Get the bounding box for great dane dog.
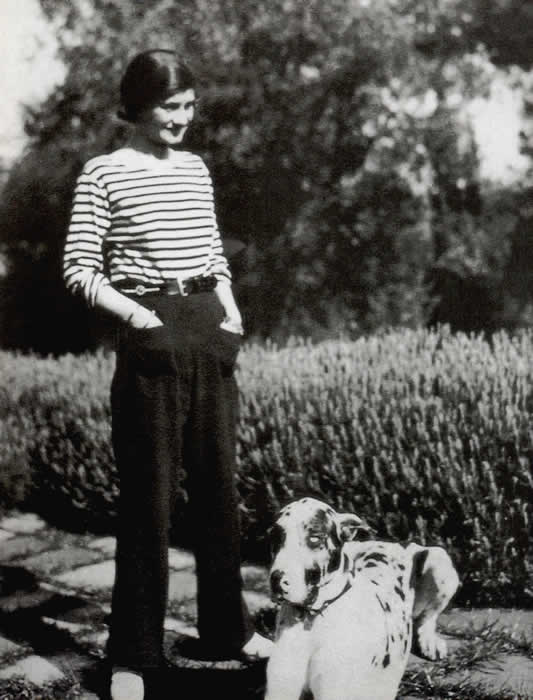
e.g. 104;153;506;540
265;498;459;700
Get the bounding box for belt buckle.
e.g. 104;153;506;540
134;284;146;296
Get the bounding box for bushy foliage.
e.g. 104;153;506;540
1;327;532;606
0;350;116;531
0;0;531;351
237;327;533;605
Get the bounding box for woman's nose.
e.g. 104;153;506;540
169;108;193;125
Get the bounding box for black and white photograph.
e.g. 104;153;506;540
0;1;532;698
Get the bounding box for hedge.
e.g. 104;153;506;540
1;326;532;606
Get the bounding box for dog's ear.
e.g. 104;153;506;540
336;513;374;542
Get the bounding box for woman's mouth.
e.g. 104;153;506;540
164;125;187;139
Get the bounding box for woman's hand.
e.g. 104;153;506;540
220;314;244;335
93;285;163;329
127;305;164;329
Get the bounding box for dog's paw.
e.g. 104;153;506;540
413;626;447;660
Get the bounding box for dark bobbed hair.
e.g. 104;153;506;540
118;50;195;122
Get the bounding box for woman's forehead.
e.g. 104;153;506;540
160;89;196;106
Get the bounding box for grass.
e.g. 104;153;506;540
400;619;533;699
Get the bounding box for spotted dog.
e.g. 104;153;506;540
265;498;459;700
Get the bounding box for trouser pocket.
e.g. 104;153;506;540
127;325;176;375
215;326;243;376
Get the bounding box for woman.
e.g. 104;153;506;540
63;49;272;700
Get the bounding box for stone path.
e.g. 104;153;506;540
0;511;531;699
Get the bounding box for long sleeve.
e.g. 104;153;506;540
63;164;112;307
201;163;232;284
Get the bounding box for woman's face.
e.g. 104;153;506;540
135;88;196;148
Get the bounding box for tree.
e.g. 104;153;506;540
0;0;530;351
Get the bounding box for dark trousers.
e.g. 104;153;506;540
107;291;254;670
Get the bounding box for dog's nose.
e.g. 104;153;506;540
270;569;289;596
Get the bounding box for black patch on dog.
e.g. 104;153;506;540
342;552;351;573
375;594;391;613
269;524;286;554
306;509;329;531
327;546;341;574
305;565;321;587
410;548;429;589
382;653;390;668
394;586;405;601
364;561;378;568
363;552;389;565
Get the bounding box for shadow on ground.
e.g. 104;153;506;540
79;657;268;700
0;563;270;699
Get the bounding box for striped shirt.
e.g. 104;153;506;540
63;147;230;306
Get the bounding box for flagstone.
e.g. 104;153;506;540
168;548;195;570
1;536;52;562
164;617;198;637
88;536;116;555
0;513;46;535
0;634;23;659
54;560;115;591
0;587;56;614
18;547;104;577
0;654;64;684
168;570;197;601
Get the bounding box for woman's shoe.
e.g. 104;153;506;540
110;668;144;700
241;632;274;659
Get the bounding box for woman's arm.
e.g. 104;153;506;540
64;162;161;329
94;285;163;329
214;280;244;335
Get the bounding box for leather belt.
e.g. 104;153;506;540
116;274;217;297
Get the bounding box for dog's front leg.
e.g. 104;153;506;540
265;613;311;700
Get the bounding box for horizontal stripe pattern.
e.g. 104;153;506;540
63;148;230;306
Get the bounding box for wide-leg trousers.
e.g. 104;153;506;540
107;291;254;671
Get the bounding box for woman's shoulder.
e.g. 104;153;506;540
173;150;208;169
79;150;129;178
81;148;210;175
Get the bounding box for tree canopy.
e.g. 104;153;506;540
0;0;531;352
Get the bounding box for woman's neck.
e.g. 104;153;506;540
127;131;174;160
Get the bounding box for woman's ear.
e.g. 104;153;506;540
336;513;374;542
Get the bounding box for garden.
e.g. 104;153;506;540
1;325;532;609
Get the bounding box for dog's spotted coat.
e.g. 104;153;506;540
265;498;459;700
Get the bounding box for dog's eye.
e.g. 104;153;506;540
308;535;325;547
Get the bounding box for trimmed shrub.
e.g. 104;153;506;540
0;350;116;531
1;326;532;605
236;328;533;605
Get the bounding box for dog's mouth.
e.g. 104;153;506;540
271;589;319;608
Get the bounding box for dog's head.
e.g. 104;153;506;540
269;497;372;607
